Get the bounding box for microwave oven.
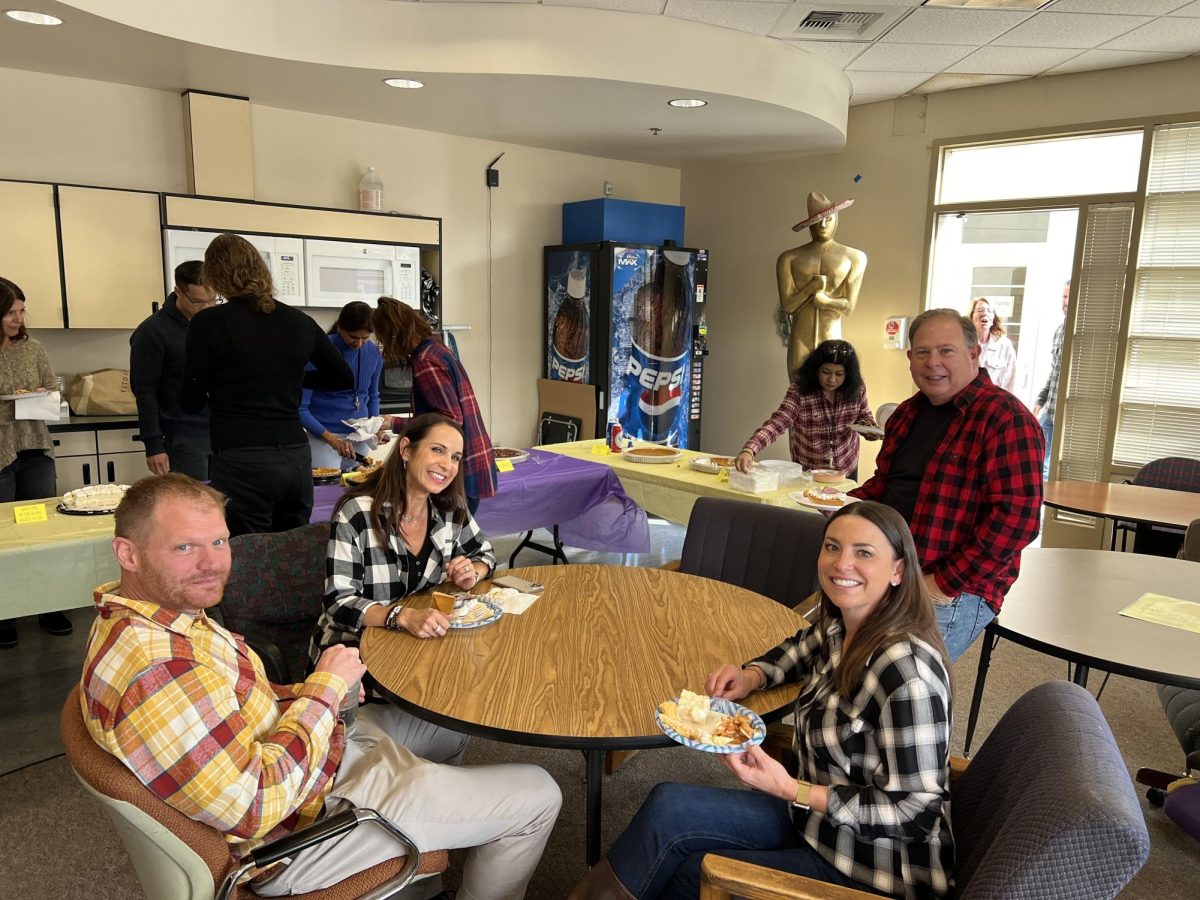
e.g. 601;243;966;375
163;229;305;306
304;240;421;309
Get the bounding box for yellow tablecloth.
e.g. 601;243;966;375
537;440;854;526
0;498;116;617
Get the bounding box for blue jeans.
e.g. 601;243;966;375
934;592;995;662
1039;415;1053;480
607;783;865;900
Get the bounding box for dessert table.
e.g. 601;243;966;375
537;440;853;527
360;564;806;865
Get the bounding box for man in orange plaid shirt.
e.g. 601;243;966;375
80;474;559;898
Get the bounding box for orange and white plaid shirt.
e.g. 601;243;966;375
80;584;348;847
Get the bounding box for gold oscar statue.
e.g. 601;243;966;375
777;192;868;380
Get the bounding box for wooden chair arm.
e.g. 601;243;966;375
700;855;876;900
950;755;969;783
660;559;682;572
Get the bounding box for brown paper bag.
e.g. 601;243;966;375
67;369;137;416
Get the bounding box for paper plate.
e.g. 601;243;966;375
623;446;682;465
790;489;858;512
847;423;884;439
654;697;766;754
493;448;530;465
689;455;738;474
447;597;503;630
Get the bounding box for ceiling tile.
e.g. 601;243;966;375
879;8;1032;45
947;45;1080;75
1046;47;1186;74
1169;0;1200;15
790;40;872;68
991;12;1154;49
847;70;936;95
847;42;974;72
850;93;898;106
662;0;788;36
912;72;1024;95
1050;0;1190;13
543;0;667;14
1103;16;1200;52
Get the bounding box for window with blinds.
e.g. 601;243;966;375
1058;204;1134;483
1114;122;1200;466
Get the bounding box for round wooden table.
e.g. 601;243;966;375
1043;481;1200;550
360;564;806;864
964;548;1200;753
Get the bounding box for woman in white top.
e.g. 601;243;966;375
969;297;1016;391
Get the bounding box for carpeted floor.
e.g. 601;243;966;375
1;526;1198;898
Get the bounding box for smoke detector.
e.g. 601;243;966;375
770;4;910;42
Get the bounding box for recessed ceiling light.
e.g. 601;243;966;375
922;0;1051;9
4;9;64;25
668;98;707;109
383;78;424;90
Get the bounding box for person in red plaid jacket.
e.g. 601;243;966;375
850;309;1043;660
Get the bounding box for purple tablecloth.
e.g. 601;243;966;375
310;449;649;554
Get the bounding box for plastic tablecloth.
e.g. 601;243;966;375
312;449;649;554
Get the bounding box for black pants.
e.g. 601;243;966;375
0;449;56;503
210;443;312;537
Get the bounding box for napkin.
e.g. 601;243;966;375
341;416;387;444
484;587;540;615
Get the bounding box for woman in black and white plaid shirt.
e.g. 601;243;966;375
572;501;953;900
309;412;496;672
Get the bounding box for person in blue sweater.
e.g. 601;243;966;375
301;301;385;470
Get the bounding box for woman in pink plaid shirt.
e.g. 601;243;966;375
736;340;879;480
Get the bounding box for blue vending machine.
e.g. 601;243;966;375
544;242;709;448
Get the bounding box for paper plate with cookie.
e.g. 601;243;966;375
790;486;858;511
432;591;503;629
655;689;766;754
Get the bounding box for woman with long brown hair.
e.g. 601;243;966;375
969;297;1016;391
372;296;496;512
571;501;954;900
180;233;352;535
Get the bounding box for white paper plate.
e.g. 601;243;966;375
689;455;738;474
493;448;530;465
848;423;884;438
623;447;682;465
789;489;859;512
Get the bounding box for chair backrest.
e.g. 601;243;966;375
61;685;231;900
1132;457;1200;493
220;522;329;683
953;680;1149;899
678;497;826;608
876;402;898;429
1181;517;1200;563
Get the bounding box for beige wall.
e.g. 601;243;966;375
2;66;681;446
681;57;1200;477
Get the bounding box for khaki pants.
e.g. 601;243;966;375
255;705;562;899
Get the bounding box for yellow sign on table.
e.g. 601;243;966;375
495;458;515;473
1120;593;1200;635
13;503;48;524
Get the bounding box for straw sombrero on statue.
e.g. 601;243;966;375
792;191;854;231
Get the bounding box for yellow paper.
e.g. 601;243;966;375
591;444;611;456
717;469;729;482
1119;593;1200;635
495;458;515;473
13;503;48;524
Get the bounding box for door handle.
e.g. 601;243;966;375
107;460;116;482
83;462;92;485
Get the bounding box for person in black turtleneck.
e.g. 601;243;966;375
179;233;353;536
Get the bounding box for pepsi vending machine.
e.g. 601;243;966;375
544;242;709;448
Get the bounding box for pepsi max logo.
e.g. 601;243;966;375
616;255;640;268
626;355;684;392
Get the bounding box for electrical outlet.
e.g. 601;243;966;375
604;181;614;196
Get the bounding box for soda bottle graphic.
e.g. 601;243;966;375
549;267;589;382
620;250;691;444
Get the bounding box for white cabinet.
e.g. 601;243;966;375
51;425;144;493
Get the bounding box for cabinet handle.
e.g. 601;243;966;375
53;439;61;447
151;301;160;313
83;463;92;485
107;461;116;483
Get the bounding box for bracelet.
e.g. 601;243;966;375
793;779;812;810
384;603;405;632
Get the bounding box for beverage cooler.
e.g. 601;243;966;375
544;242;709;448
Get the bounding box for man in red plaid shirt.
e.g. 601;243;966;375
850;309;1043;660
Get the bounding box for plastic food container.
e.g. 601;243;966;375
729;468;780;494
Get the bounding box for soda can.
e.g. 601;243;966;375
608;421;623;453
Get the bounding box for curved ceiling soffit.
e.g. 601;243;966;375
59;0;850;142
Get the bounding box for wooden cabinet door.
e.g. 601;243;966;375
58;186;163;329
0;181;65;328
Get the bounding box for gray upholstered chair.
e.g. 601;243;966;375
701;680;1150;900
665;497;826;609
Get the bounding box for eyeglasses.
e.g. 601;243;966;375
826;343;855;362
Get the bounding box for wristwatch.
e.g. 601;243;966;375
793;779;812;811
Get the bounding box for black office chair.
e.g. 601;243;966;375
1114;456;1200;555
668;497;826;609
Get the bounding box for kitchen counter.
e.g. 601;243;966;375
48;415;139;433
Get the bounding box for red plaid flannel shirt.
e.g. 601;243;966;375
851;373;1043;613
742;383;876;472
411;339;497;500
